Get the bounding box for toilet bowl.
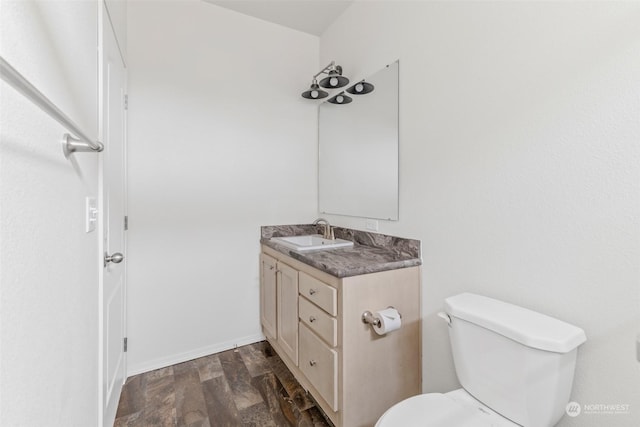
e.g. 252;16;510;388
375;293;587;427
376;389;518;427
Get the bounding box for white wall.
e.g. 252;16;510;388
320;2;640;426
0;1;100;425
126;0;319;374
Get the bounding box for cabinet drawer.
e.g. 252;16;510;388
299;324;338;411
299;297;337;347
299;272;337;316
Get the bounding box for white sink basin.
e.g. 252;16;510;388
271;234;354;252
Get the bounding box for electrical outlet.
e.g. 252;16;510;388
365;219;378;231
85;197;97;233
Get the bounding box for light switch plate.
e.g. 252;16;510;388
85;197;97;233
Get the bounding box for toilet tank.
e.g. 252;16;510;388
444;293;586;427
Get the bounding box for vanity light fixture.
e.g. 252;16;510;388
301;61;350;99
328;92;352;105
319;65;349;89
346;80;375;95
301;78;328;99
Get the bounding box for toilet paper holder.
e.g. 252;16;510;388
362;306;401;328
362;311;382;328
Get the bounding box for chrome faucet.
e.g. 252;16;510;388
313;218;334;240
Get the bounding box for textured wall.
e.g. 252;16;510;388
126;0;319;374
320;2;640;426
0;1;100;425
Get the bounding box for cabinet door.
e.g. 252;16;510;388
260;253;277;340
299;324;338;411
277;262;299;365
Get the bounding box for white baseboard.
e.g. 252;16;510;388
126;332;266;377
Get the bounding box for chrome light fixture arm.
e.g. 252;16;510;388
313;61;339;79
302;60;350;98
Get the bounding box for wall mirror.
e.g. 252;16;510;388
318;61;399;220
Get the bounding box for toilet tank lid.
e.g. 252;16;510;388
445;293;586;353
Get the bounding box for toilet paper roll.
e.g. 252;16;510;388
373;308;402;335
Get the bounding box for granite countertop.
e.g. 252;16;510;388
260;224;421;278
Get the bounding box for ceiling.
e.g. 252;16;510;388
203;0;354;36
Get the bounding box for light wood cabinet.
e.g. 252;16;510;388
299;297;337;347
260;245;421;427
277;261;299;365
260;253;299;365
299;323;339;411
259;253;277;340
299;271;338;315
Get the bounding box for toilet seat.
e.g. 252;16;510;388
375;391;519;427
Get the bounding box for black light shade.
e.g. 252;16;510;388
346;80;374;95
327;92;352;105
319;69;349;89
301;81;328;99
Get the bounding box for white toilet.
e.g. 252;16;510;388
376;293;587;427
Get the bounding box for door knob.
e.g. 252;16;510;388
104;252;124;266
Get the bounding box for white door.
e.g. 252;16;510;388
100;8;127;426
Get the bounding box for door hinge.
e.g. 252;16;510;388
124;94;128;110
124;215;128;231
124;337;128;352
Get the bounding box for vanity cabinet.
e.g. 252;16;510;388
259;253;277;340
299;323;338;410
259;253;298;365
260;245;421;427
277;262;299;365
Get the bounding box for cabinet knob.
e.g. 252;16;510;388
309;288;317;295
309;316;316;323
309;360;317;367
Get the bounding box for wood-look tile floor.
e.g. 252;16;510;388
114;341;332;427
